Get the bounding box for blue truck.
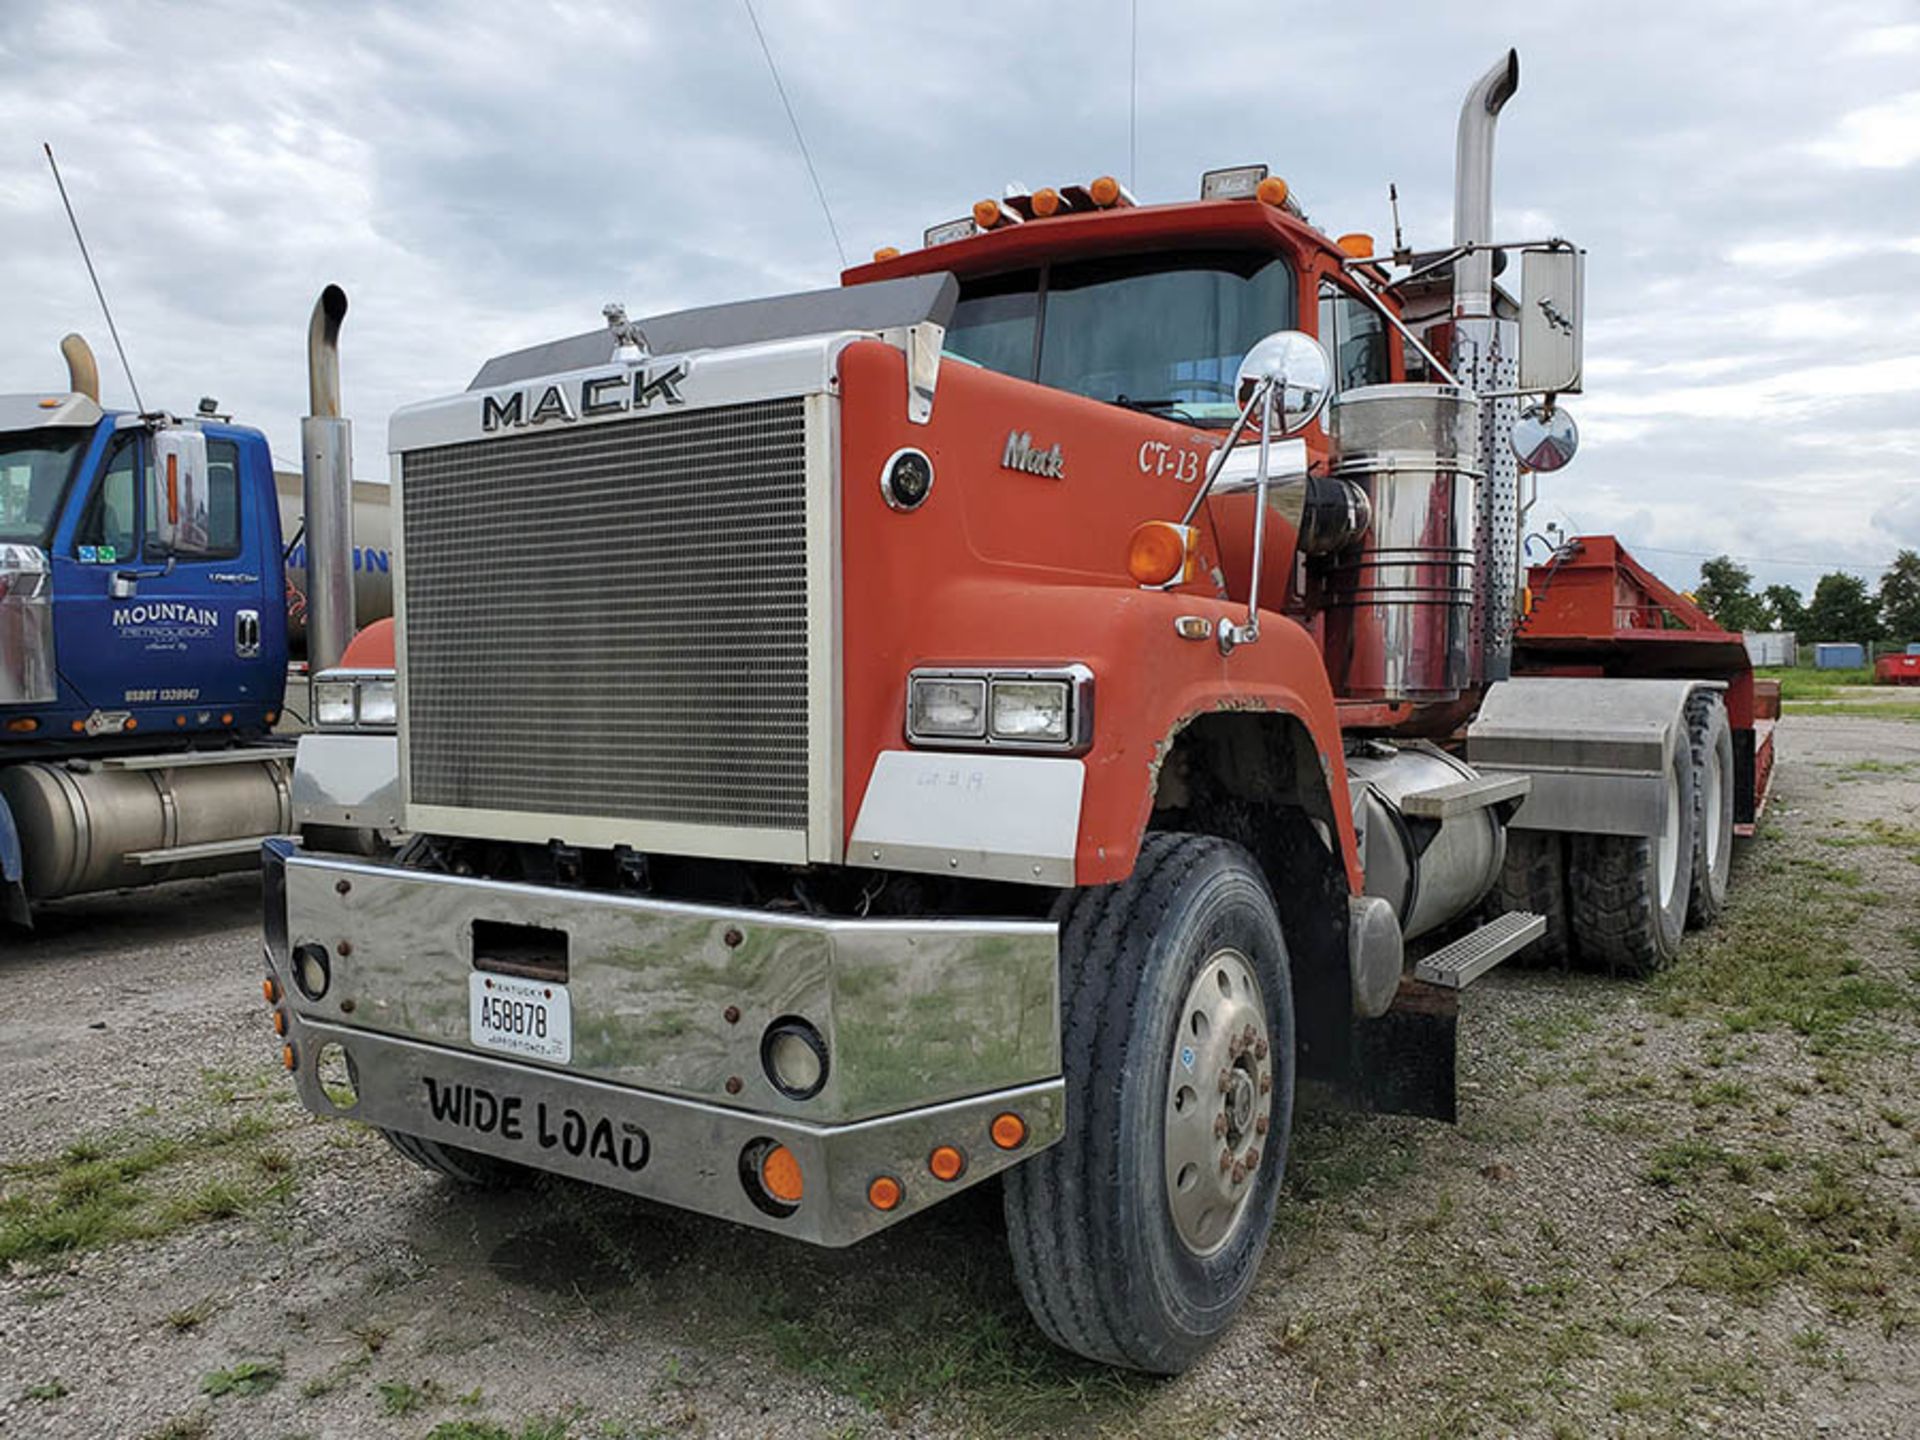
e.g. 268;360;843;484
0;332;386;923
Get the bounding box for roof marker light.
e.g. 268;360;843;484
872;245;901;262
1338;232;1375;258
1031;187;1064;217
1256;176;1291;209
1088;175;1136;208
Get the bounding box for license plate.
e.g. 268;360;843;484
469;972;571;1064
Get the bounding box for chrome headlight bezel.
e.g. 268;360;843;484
905;665;1093;754
310;668;398;733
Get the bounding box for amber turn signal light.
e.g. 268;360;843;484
929;1145;967;1182
1337;231;1374;258
760;1144;805;1204
1127;521;1197;587
990;1113;1028;1150
867;1175;903;1211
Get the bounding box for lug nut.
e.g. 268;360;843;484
1213;1113;1228;1138
1247;1147;1261;1169
1260;1074;1272;1094
1217;1069;1231;1094
1255;1114;1269;1135
1231;1161;1247;1185
1255;1038;1268;1060
1220;1149;1233;1173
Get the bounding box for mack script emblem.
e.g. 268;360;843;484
482;362;688;431
1002;430;1065;479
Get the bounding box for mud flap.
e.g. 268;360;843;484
1349;977;1458;1122
0;788;31;928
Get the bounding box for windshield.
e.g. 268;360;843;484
0;428;91;546
944;251;1298;425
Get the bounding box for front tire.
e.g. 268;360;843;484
382;1129;530;1189
1569;735;1696;976
1003;833;1295;1374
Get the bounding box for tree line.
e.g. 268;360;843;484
1691;550;1920;644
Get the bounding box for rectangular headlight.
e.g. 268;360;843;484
990;679;1071;743
312;679;357;728
908;676;987;739
356;678;397;728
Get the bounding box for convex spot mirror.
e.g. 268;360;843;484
149;427;211;554
1512;403;1579;473
1236;331;1332;437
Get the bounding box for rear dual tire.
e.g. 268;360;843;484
382;1129;530;1189
1569;734;1696;977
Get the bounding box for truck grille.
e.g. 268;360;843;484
400;398;812;837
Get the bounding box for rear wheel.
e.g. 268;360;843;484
1684;691;1734;929
1569;736;1695;976
1003;833;1295;1374
1494;830;1572;965
382;1129;530;1189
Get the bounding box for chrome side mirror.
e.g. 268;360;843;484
1235;331;1332;438
1512;402;1579;472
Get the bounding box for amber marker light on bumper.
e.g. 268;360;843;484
867;1175;904;1212
990;1113;1028;1150
929;1145;967;1182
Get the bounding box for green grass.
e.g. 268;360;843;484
200;1360;282;1398
0;1112;294;1267
1758;665;1875;699
23;1379;69;1401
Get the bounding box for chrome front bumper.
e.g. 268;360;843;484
264;843;1064;1244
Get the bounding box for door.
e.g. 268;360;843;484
52;428;270;732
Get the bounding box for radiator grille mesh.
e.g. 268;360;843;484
401;398;811;834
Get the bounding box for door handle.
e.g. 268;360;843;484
235;609;262;659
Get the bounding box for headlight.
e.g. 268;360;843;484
313;679;357;728
311;671;397;732
356;679;397;728
907;676;987;740
990;679;1070;743
906;667;1091;752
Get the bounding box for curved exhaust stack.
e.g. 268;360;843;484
301;285;355;672
1452;49;1520;321
61;333;100;403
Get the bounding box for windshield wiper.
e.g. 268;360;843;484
1112;396;1200;421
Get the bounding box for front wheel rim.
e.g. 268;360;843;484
1163;946;1272;1258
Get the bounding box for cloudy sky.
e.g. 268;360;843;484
1;0;1915;596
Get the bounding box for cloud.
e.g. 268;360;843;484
0;0;1915;602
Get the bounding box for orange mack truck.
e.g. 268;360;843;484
264;51;1776;1372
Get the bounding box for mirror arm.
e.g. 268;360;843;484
1218;382;1277;656
1178;385;1267;528
1343;275;1460;386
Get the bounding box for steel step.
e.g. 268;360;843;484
100;746;295;773
1399;771;1531;820
125;835;286;867
1413;911;1547;989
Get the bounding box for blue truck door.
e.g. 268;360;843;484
53;427;279;733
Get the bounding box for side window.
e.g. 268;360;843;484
1316;281;1392;393
77;439;138;562
147;439;241;561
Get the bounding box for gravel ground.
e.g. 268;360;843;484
2;711;1917;1439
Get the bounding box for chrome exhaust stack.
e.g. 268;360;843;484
301;285;355;674
1452;49;1519;323
1450;51;1522;686
60;333;100;403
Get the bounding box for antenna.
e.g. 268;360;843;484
1129;0;1139;189
742;0;847;270
1388;182;1409;264
43;143;145;413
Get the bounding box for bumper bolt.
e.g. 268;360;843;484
724;1076;743;1095
337;940;353;957
334;879;351;896
723;1005;741;1025
723;927;744;949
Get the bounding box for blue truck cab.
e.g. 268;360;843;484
0;384;295;922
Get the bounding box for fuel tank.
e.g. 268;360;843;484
1345;741;1506;941
0;753;290;901
274;472;393;655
